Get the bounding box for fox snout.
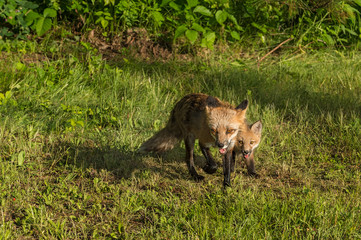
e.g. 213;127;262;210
243;150;252;158
216;140;229;155
216;141;225;148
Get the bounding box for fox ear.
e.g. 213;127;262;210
206;96;221;108
235;99;248;111
251;120;262;135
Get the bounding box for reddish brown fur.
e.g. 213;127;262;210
139;93;248;182
232;120;262;176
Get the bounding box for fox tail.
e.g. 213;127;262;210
138;117;182;154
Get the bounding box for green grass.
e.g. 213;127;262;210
0;41;361;239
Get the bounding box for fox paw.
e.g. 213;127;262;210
248;172;260;178
223;180;231;187
193;174;205;182
203;164;218;174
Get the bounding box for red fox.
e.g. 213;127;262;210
230;120;262;177
138;93;248;184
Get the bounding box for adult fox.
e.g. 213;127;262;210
139;93;248;185
230;120;262;178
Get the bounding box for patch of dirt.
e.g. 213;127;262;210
84;28;247;63
86;28;174;62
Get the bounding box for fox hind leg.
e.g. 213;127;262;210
199;143;218;174
185;135;204;181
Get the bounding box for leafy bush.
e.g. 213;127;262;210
158;0;242;48
231;0;361;46
0;0;57;39
1;0;361;48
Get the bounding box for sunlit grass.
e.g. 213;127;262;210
0;42;360;238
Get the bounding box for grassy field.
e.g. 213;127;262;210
1;40;361;239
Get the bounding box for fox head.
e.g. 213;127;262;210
205;96;249;155
237;120;262;159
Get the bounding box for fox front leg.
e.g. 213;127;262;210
185;135;205;181
222;151;233;187
244;152;259;177
230;150;236;173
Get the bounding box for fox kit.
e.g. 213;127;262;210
138;93;248;184
230;120;262;177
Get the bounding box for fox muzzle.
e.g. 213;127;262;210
243;150;252;158
216;142;224;148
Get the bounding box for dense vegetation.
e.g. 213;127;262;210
1;0;361;50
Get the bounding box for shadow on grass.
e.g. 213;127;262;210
204;66;361;117
57;139;209;181
110;57;361;117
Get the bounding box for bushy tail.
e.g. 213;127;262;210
138;119;183;154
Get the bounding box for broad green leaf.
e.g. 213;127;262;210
227;14;243;31
185;29;198;44
43;8;57;18
191;23;205;33
152;11;164;26
160;0;172;7
174;25;187;40
0;27;13;37
5;90;12;99
100;18;108;29
16;62;25;71
251;22;267;33
204;31;215;43
231;31;240;40
343;4;355;22
36;17;52;36
169;2;181;11
322;33;335;46
201;31;216;49
104;0;115;6
227;13;237;24
343;4;359;25
345;28;357;36
193;6;212;17
354;0;361;6
187;0;198;8
95;11;105;16
185;12;194;21
105;15;113;21
215;10;227;25
77;120;84;127
25;10;41;26
230;59;246;67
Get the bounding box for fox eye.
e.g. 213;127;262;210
238;139;243;144
250;140;255;145
226;129;235;134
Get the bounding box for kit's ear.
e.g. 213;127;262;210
251;120;262;136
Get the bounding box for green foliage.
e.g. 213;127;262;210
0;0;57;39
165;0;242;48
26;8;57;36
1;0;361;49
232;0;361;46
